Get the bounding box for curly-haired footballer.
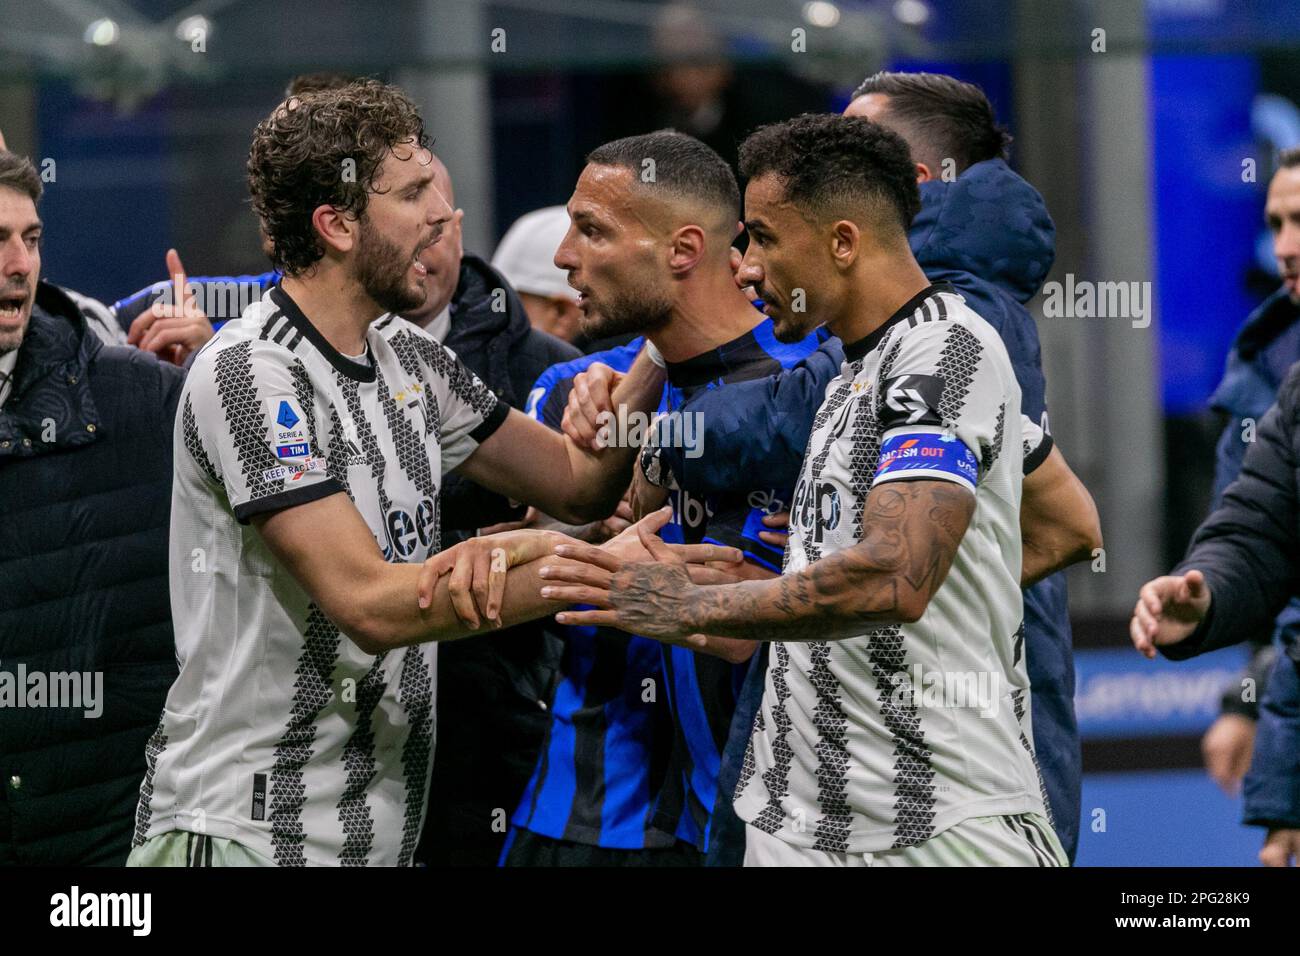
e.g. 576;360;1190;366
127;80;738;867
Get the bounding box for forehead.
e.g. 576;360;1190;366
744;172;798;221
0;187;40;229
568;163;638;219
373;138;434;191
1267;166;1300;205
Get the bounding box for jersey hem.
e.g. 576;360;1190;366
732;791;1042;854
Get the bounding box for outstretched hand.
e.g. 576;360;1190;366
540;511;723;641
1129;569;1211;660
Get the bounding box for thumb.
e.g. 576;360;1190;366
166;248;190;305
1184;569;1206;600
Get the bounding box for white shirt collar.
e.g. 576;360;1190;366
0;348;18;409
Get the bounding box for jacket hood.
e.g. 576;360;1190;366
909;158;1056;305
1210;287;1300;418
1230;286;1300;360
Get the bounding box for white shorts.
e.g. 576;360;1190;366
743;813;1067;867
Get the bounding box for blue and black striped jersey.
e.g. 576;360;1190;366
513;320;820;851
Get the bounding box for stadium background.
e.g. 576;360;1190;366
1;0;1297;865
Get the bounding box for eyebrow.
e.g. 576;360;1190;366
743;218;769;232
0;219;42;237
405;172;434;194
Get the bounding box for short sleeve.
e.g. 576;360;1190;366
186;339;342;524
423;341;509;472
1020;413;1054;475
871;320;1011;495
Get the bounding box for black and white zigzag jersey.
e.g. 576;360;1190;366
732;284;1049;854
134;285;507;866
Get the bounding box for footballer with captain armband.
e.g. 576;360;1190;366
537;114;1096;866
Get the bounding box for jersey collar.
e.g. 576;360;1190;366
270;284;376;383
841;281;957;363
662;326;772;389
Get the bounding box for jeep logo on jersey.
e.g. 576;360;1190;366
792;478;841;543
881;374;944;429
382;497;437;559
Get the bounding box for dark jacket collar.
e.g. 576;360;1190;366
1232;287;1300;361
0;281;101;459
444;253;532;406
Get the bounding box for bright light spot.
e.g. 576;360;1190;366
893;0;931;27
803;1;841;29
84;18;120;46
175;15;211;43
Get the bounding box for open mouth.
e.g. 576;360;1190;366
0;290;28;323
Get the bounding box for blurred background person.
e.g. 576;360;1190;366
1199;147;1300;797
491;205;583;345
0;149;181;865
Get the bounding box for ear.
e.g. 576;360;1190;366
829;219;861;269
667;223;707;277
914;162;934;183
311;204;358;256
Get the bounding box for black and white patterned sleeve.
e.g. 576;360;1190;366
870;320;1010;494
1020;413;1054;475
187;339;341;524
418;338;509;473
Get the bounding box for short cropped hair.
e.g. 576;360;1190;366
739;113;921;236
0;151;42;205
852;71;1011;173
586;130;740;228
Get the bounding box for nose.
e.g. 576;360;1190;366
554;224;578;272
1;236;34;283
428;188;453;226
736;252;763;289
1276;221;1300;267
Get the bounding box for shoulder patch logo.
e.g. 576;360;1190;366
881;373;945;429
276;400;300;430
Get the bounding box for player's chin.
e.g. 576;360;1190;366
771;313;808;344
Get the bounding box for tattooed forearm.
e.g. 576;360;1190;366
680;479;974;643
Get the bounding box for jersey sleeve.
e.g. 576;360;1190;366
185;339;342;524
871;320;1012;495
424;341;510;472
1020;412;1054;475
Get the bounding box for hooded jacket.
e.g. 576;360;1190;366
0;282;182;864
1170;357;1300;827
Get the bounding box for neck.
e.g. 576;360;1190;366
648;265;762;362
827;249;931;346
280;265;382;356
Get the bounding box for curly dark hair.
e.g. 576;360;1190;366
738;113;921;236
247;78;430;275
851;71;1011;174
